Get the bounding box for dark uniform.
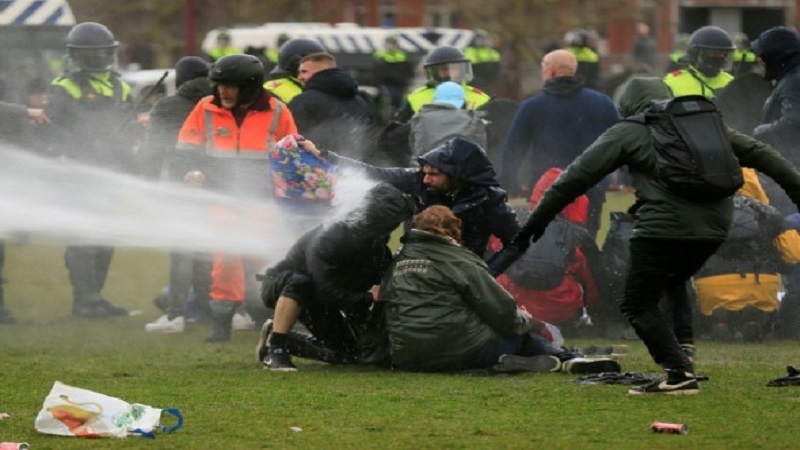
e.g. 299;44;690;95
44;22;135;319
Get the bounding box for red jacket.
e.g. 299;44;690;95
495;168;600;324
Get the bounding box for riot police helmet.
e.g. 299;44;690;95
564;29;591;48
65;22;119;72
208;54;265;106
423;45;473;83
686;25;735;76
272;38;326;77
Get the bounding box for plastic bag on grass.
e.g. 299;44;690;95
35;381;182;438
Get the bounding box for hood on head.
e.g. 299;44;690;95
417;137;498;186
752;26;800;81
617;77;672;117
349;182;415;236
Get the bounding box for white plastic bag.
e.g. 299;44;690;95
35;381;182;438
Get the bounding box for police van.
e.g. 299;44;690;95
0;0;75;103
201;23;475;91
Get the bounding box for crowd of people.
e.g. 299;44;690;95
4;19;800;396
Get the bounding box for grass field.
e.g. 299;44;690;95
3;193;800;449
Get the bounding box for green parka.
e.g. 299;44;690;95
519;77;800;243
382;229;532;372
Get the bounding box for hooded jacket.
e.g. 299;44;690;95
516;77;800;245
325;137;520;274
143;77;213;179
500;76;619;194
753;27;800;168
288;68;376;158
382;229;533;372
271;183;414;317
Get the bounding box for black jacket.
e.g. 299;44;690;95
143;77;213;179
271;183;414;317
326;138;520;274
288;68;376;158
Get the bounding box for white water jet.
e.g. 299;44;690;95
0;142;377;264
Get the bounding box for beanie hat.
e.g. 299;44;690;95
175;56;209;88
433;81;465;108
751;26;800;80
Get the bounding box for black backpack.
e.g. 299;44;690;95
505;217;577;291
628;95;743;202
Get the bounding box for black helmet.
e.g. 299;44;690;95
277;33;291;47
423;46;472;83
272;38;326;77
686;25;735;76
564;29;591;48
208;54;264;106
65;22;119;72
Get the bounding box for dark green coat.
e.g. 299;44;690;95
382;230;532;372
522;77;800;243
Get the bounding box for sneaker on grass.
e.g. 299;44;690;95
232;311;256;331
255;320;273;363
492;354;561;373
562;357;621;374
144;314;185;333
628;371;699;395
263;347;297;372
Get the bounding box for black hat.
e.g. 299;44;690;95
175;56;209;88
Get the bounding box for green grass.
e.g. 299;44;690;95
3;197;800;449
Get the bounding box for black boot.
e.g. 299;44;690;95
205;300;237;342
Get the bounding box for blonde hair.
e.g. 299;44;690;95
412;206;463;243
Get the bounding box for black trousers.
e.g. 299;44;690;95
262;269;360;354
65;244;114;304
621;238;721;373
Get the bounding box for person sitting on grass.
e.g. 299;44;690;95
379;205;621;374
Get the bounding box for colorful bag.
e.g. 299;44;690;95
270;134;337;200
35;381;182;439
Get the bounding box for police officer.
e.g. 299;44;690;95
45;22;136;319
663;25;735;99
731;32;758;75
464;29;502;91
373;35;414;113
666;33;691;73
207;29;242;62
394;45;491;123
263;38;326;104
265;33;290;68
564;29;600;89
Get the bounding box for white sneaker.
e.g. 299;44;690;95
144;315;185;333
232;312;256;331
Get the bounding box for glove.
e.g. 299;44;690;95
511;225;544;252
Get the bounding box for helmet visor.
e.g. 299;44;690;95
71;47;116;72
696;48;733;76
425;61;473;83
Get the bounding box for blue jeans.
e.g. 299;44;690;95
464;331;567;371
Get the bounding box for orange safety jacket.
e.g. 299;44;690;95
176;93;298;302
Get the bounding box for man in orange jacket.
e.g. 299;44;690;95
176;54;298;342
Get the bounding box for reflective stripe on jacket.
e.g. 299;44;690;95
176;95;295;158
264;77;303;104
663;67;733;99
